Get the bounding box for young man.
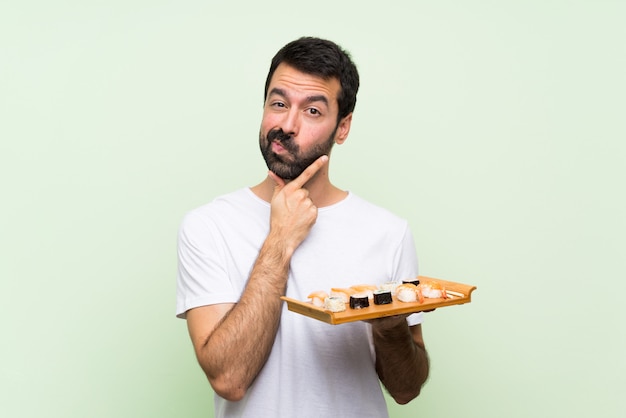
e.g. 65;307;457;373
176;37;429;417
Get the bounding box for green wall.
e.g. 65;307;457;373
1;1;624;417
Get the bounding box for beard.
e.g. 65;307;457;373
259;126;337;180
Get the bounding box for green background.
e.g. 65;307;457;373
2;1;624;417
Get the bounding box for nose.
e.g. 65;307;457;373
279;108;299;137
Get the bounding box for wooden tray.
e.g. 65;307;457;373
281;276;476;325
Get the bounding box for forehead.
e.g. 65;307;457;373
267;63;341;106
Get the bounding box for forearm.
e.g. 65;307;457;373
373;322;429;404
198;236;292;400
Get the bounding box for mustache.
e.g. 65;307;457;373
267;129;296;151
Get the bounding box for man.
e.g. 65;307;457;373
176;37;429;417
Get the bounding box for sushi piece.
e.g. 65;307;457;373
402;278;420;287
419;281;447;299
373;289;392;305
349;293;370;309
324;296;346;312
329;287;357;303
350;284;377;299
396;284;418;303
379;281;400;292
307;290;329;308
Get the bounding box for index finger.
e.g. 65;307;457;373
287;155;329;189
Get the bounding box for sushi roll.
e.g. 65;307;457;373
373;289;392;305
402;278;420;287
349;293;370;309
324;296;346;312
379;281;400;292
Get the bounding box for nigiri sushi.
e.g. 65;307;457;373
419;281;447;299
350;284;377;299
395;283;419;303
329;287;357;303
307;290;329;308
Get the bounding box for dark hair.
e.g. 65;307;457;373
264;37;360;121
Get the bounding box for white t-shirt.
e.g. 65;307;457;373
177;188;422;418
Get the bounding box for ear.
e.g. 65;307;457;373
334;113;353;145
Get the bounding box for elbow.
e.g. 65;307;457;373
387;371;429;405
197;351;251;401
391;387;421;405
208;375;248;402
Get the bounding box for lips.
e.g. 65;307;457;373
267;129;296;151
271;140;286;153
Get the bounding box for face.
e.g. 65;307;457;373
259;64;351;180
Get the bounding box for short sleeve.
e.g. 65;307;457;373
175;210;239;319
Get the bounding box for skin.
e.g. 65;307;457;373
186;63;429;403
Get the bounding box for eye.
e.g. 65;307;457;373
307;108;321;116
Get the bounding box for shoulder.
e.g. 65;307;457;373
342;193;408;226
183;189;260;222
179;189;255;233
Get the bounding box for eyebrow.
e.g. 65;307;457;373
268;87;329;107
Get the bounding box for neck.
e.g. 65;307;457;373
251;170;347;208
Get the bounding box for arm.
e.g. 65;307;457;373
186;235;290;401
185;155;328;402
371;317;430;404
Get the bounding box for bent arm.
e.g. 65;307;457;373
186;235;291;401
372;319;429;404
185;155;329;402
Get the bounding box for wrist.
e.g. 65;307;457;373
371;316;410;338
265;230;297;260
